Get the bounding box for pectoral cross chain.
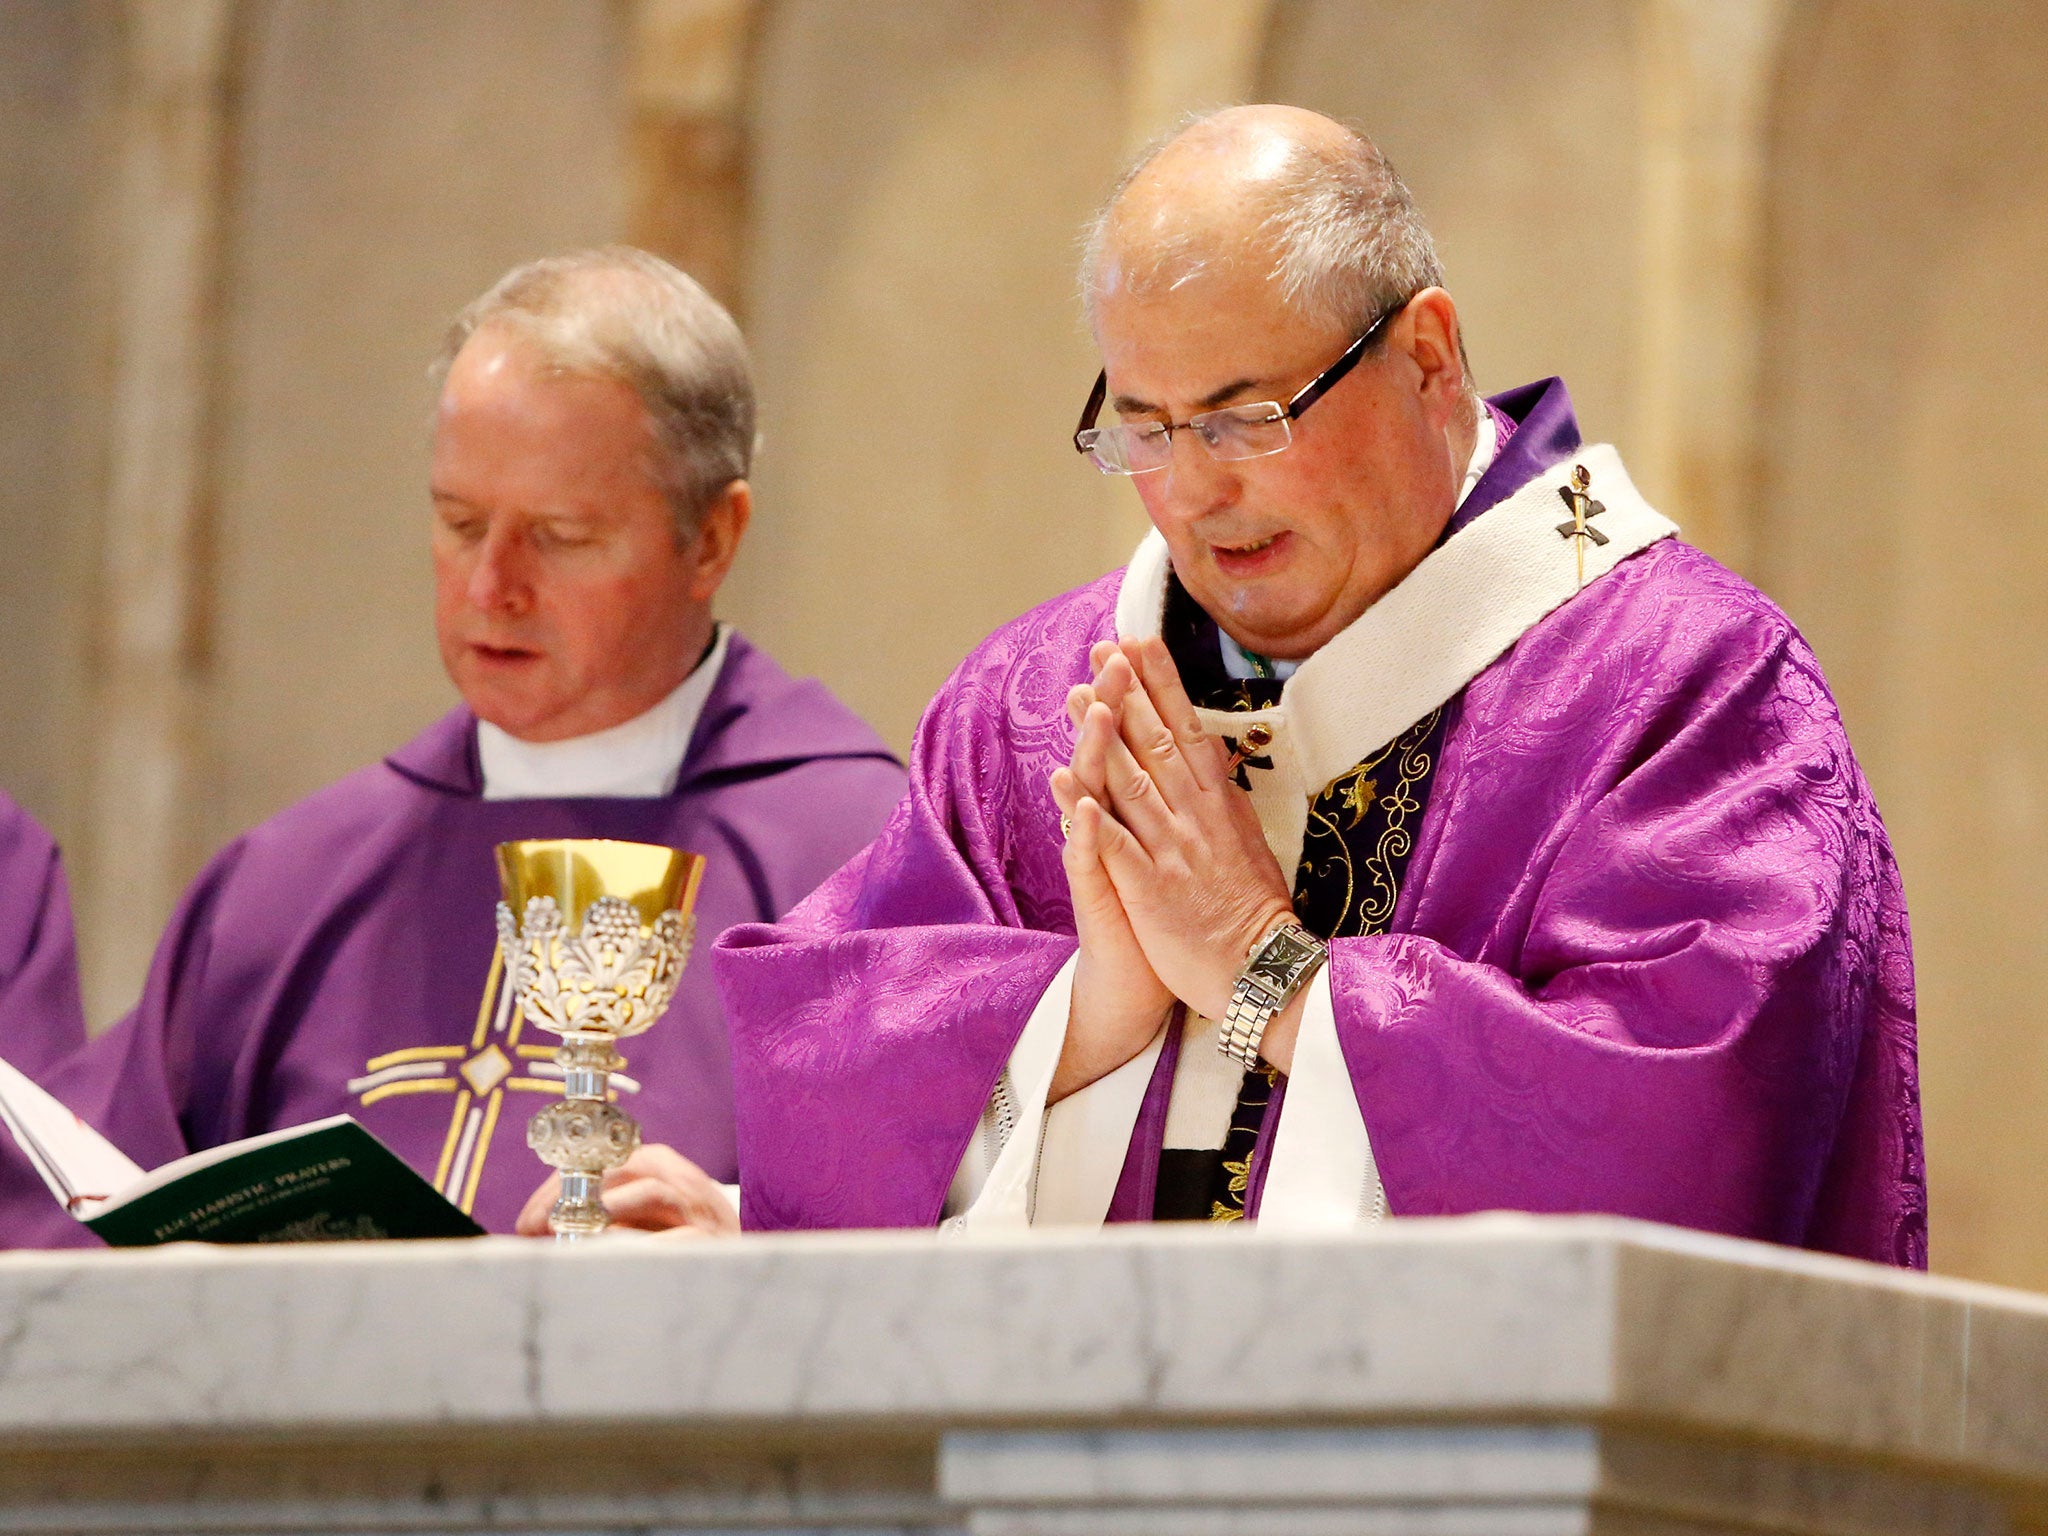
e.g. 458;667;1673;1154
1556;464;1607;589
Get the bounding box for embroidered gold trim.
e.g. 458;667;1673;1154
433;1088;473;1189
461;1091;503;1214
1209;1156;1251;1222
468;947;504;1051
359;1078;459;1106
1203;711;1441;1223
377;944;532;1209
1296;707;1442;939
363;1044;465;1073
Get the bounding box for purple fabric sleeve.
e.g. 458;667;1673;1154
0;792;86;1076
0;793;92;1249
0;842;276;1251
716;580;1122;1231
1324;542;1923;1266
0;836;224;1251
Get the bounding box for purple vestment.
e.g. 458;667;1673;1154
716;382;1926;1268
3;634;903;1246
0;790;86;1074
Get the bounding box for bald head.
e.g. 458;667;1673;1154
1081;106;1446;343
1075;107;1479;662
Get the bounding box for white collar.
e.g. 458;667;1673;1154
477;624;731;801
1217;397;1501;683
1458;394;1501;502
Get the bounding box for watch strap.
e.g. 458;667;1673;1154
1217;921;1327;1069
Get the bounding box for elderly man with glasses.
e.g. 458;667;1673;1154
715;107;1924;1265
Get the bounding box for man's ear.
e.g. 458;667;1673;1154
1396;287;1466;431
684;479;752;604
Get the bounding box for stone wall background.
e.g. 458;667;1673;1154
1;0;2040;1288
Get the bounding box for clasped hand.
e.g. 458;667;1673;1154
1047;637;1297;1099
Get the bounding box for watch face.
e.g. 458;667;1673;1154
1249;928;1318;987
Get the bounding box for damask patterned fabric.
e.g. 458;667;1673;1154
716;382;1925;1268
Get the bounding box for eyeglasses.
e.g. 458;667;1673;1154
1071;297;1410;476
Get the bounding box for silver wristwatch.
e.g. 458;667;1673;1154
1218;921;1328;1069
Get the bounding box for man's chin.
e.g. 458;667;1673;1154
1180;583;1316;661
452;669;572;743
470;705;550;739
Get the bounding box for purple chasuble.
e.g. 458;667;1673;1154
0;790;86;1075
716;381;1927;1268
1;634;904;1247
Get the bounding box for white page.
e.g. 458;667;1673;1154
0;1057;144;1216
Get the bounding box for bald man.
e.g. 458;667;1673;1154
715;109;1923;1266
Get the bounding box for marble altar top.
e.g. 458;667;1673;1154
0;1215;2041;1489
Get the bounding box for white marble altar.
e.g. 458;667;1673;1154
0;1214;2042;1533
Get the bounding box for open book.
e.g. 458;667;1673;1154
0;1058;483;1245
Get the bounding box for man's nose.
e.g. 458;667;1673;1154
1159;429;1239;518
467;524;533;612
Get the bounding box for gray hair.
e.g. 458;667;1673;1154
434;247;755;538
1080;113;1447;342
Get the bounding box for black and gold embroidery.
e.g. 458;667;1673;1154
1156;575;1448;1222
1199;709;1446;1220
1293;708;1443;942
1208;1066;1279;1221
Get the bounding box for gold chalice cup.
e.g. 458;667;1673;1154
495;838;705;1241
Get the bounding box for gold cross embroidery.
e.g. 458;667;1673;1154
343;945;634;1216
1555;463;1608;589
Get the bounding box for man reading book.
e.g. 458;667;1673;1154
2;249;904;1245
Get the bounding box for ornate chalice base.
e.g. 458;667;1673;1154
525;1032;641;1240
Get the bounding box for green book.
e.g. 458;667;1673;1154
0;1059;483;1245
81;1116;485;1246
